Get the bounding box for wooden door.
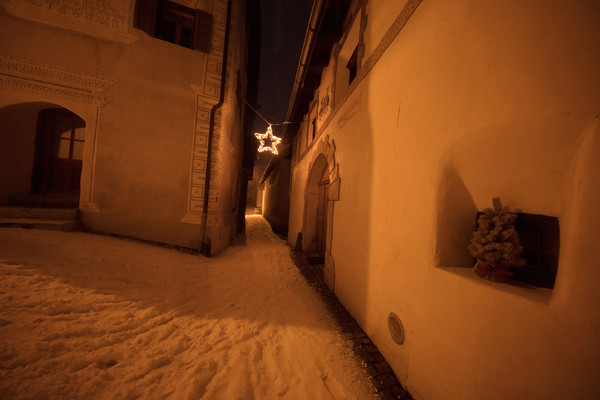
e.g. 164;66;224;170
32;109;85;194
316;167;329;256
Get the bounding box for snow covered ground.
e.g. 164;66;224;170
0;215;378;399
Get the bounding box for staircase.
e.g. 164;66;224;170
0;194;80;232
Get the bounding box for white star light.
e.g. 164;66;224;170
254;125;282;155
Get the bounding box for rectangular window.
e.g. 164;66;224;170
347;46;358;84
55;116;85;161
134;0;212;52
160;1;195;48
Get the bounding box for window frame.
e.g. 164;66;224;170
134;0;212;52
159;1;195;48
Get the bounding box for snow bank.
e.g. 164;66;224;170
0;216;377;399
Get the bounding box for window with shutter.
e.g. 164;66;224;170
134;0;159;36
193;8;212;53
134;0;212;52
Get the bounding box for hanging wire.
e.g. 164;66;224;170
271;121;294;126
244;99;270;125
244;99;294;127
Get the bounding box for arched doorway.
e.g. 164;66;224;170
31;108;86;195
315;165;329;256
0;103;88;208
304;154;329;255
299;135;340;291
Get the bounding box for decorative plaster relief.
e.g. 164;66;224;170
0;75;107;106
0;55;116;105
329;177;341;201
182;0;229;224
183;84;222;224
0;56;116;91
319;88;330;120
0;57;115;214
1;0;137;43
313;135;340;192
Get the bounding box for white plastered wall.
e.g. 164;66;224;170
0;0;246;249
289;0;600;399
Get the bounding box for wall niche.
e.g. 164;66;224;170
436;163;560;290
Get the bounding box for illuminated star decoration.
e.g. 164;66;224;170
254;125;282;155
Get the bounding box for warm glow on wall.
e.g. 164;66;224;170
255;125;282;155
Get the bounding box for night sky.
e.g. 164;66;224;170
252;0;313;176
256;0;312;129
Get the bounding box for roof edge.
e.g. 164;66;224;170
285;0;328;123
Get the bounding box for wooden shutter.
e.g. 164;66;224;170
193;9;212;53
134;0;159;36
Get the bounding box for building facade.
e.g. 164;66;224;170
259;156;289;237
282;0;600;399
0;0;257;254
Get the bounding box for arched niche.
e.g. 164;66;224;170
0;100;98;210
0;55;115;211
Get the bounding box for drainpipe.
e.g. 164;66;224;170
200;0;232;256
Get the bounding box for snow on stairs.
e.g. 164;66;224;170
0;194;80;232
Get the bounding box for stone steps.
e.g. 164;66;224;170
0;218;79;231
1;194;80;232
0;206;79;220
9;193;79;208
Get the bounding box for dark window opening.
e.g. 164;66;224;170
347;46;358;84
159;1;194;48
473;212;560;289
134;0;212;52
32;109;85;195
311;117;317;140
511;213;560;289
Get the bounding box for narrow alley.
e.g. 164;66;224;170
0;216;379;399
2;1;599;399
